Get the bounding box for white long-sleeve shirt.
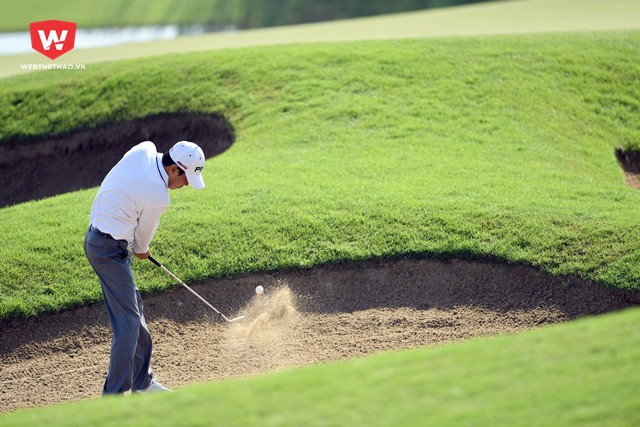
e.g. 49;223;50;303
90;141;170;254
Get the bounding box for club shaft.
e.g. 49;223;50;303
148;256;243;322
159;265;225;316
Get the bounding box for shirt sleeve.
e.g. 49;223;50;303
132;205;167;254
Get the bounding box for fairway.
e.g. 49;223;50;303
1;0;640;79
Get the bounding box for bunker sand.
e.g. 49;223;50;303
0;258;634;413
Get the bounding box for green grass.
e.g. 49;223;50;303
0;0;481;31
2;0;640;79
2;0;638;32
1;3;640;425
0;31;639;320
2;307;639;426
0;0;240;30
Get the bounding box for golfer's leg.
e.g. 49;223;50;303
132;289;153;391
100;278;142;394
84;232;141;394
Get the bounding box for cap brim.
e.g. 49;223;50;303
186;173;205;190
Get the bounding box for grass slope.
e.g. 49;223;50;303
0;31;639;320
2;0;640;79
1;307;639;426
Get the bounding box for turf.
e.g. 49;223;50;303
2;0;640;79
2;0;638;33
1;2;639;425
0;0;474;31
1;307;638;426
0;31;639;320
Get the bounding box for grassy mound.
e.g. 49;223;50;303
0;31;639;320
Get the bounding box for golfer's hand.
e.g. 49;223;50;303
134;250;151;260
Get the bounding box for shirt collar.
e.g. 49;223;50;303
156;153;169;189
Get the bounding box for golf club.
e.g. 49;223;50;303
148;255;244;323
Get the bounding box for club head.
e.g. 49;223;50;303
223;315;245;323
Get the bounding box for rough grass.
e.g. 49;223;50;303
0;31;639;320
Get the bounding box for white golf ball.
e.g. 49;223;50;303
255;285;264;295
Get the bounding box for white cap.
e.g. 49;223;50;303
169;141;206;189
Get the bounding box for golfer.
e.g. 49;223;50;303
84;140;206;395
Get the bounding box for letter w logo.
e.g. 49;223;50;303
30;20;76;60
39;29;68;51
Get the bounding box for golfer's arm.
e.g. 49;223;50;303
133;206;166;254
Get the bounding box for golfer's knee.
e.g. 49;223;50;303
113;315;142;340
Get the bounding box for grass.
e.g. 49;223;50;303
0;0;479;31
0;31;639;320
0;0;236;30
1;307;639;426
2;0;640;79
1;2;639;425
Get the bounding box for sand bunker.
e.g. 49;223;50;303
616;149;640;190
231;285;299;339
0;113;235;208
220;285;303;372
0;258;635;413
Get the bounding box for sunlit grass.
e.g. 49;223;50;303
0;32;639;319
2;0;640;79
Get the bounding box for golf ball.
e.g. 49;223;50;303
255;285;264;295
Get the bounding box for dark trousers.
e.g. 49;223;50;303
84;225;152;394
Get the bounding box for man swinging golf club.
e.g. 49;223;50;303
84;140;205;395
